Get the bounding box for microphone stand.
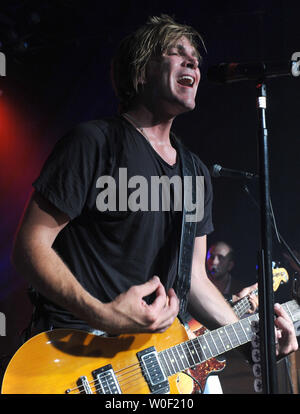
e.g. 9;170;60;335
243;183;300;395
256;81;278;394
243;185;300;272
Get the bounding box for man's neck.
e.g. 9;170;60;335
213;273;231;295
124;107;174;146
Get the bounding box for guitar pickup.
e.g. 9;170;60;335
92;364;122;394
137;347;170;394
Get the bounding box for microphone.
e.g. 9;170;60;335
207;59;299;83
210;164;258;179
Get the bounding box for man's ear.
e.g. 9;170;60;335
137;66;147;86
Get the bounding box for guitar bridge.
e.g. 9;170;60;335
137;347;169;394
76;376;93;394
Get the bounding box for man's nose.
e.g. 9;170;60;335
212;256;219;265
182;54;199;70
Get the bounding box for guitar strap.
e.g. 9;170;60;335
172;135;198;315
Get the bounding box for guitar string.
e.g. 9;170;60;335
66;319;255;394
234;298;250;318
70;369;146;394
52;302;298;393
69;371;147;394
67;305;271;394
66;362;146;394
69;316;258;392
68;330;238;394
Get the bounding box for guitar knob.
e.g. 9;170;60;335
251;320;262;393
251;320;260;333
253;363;262;377
251;335;260;348
252;348;261;363
254;378;263;393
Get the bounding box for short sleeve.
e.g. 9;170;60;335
33;122;106;220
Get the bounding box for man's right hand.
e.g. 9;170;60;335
97;276;179;335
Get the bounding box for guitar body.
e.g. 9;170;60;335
2;318;189;394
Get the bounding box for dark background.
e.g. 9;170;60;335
0;0;299;366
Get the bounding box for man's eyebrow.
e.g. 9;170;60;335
169;43;200;59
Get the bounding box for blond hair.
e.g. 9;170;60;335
111;15;205;112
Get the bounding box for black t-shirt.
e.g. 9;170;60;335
33;115;214;329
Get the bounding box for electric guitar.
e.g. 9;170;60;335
177;267;289;393
2;297;298;395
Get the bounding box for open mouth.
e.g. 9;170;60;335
177;75;195;87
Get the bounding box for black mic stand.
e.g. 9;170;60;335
256;81;278;394
242;183;300;395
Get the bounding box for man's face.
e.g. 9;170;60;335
206;243;234;281
143;36;201;116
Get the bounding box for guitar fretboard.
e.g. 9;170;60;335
158;300;298;377
233;288;258;318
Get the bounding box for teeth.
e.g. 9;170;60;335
178;75;194;86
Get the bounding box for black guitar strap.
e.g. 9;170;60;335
172;136;198;315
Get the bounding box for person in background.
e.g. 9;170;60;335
206;241;258;313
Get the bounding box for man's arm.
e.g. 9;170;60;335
187;235;239;330
12;192;179;335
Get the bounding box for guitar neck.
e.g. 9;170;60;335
232;267;289;319
158;300;298;378
233;288;258;318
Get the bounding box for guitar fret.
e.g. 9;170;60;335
225;324;240;348
224;326;234;348
234;300;247;318
172;345;185;371
233;288;259;319
212;329;226;354
184;341;197;367
179;343;190;369
167;348;178;375
236;320;248;343
202;334;215;357
231;324;241;345
160;350;174;376
218;327;231;352
159;351;171;377
195;337;208;360
169;348;181;374
197;336;211;360
206;331;219;356
190;339;202;364
241;315;257;341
